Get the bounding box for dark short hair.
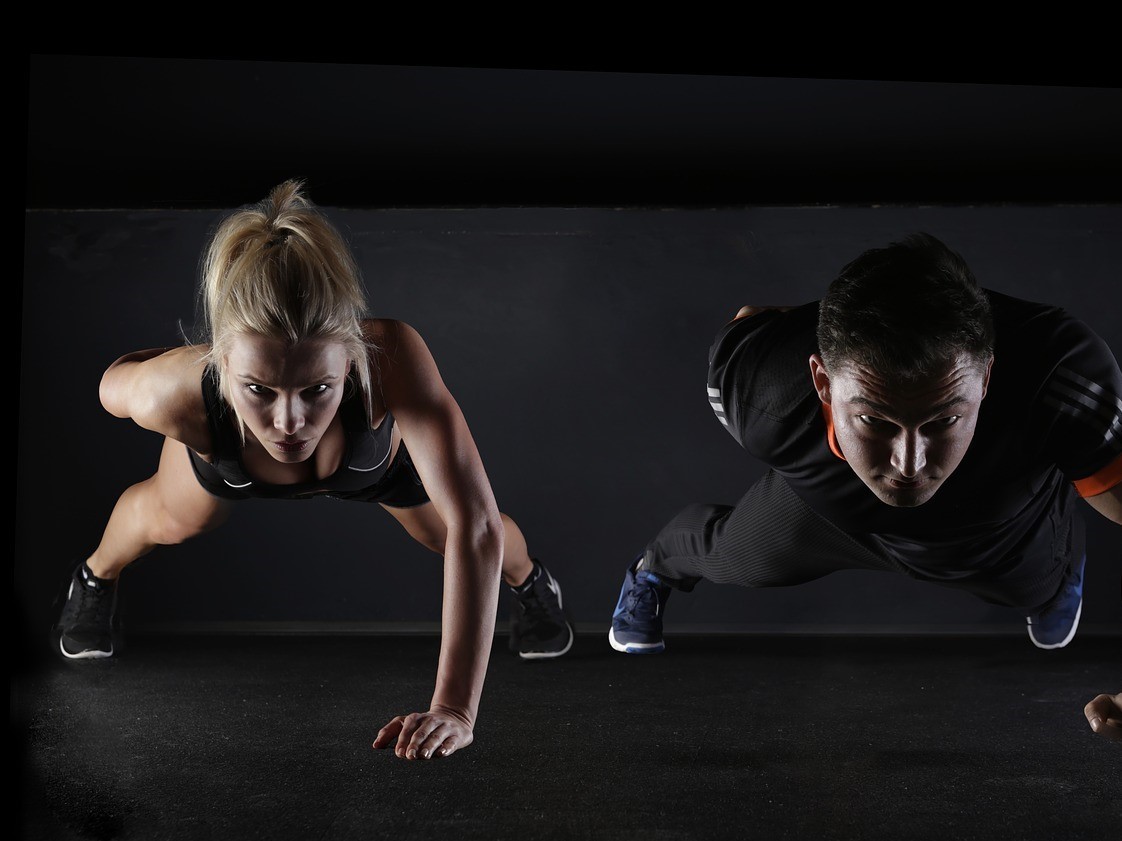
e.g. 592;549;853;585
817;233;995;382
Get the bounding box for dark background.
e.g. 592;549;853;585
20;57;1122;637
24;57;1122;209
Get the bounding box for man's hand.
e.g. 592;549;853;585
373;707;474;760
734;305;793;320
1084;692;1122;741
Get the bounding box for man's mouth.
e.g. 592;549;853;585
885;477;923;489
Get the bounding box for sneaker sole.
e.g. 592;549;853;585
58;636;113;660
608;626;664;654
518;624;575;660
1027;599;1082;650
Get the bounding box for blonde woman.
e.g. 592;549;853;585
53;181;573;761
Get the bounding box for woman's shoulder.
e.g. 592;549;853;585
154;346;214;453
360;318;431;362
101;344;213;450
360;317;421;343
358;318;445;401
145;345;212;398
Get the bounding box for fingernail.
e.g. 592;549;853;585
421;749;430;759
407;749;416;759
438;748;447;756
1090;716;1102;731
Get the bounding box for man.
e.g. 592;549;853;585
610;233;1121;654
1085;693;1122;741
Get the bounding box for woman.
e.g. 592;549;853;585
53;180;573;760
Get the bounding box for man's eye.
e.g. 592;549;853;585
932;415;961;428
857;415;885;427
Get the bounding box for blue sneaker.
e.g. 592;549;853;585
609;557;672;654
1026;554;1085;650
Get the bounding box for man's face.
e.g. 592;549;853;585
809;353;992;507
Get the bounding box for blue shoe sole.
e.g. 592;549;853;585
1025;554;1085;650
1027;598;1083;650
608;627;665;654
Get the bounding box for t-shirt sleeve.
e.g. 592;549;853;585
707;311;775;446
705;304;820;461
1036;313;1122;496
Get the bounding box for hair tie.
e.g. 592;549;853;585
264;230;291;249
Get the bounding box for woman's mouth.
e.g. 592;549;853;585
274;440;309;454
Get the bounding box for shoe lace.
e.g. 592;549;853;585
517;582;564;627
67;579;115;630
618;581;658;625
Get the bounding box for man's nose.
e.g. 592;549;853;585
891;431;926;478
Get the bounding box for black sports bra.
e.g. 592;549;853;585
187;367;395;500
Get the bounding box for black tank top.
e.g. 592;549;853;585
188;368;396;499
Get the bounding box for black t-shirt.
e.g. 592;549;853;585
706;291;1122;575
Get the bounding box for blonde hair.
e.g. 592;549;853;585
199;180;375;418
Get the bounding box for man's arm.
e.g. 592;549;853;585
1083;484;1122;525
1077;475;1122;520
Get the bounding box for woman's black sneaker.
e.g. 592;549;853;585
54;562;118;659
509;560;574;660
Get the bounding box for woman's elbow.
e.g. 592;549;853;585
98;370;129;418
463;511;505;572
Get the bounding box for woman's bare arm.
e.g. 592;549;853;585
99;345;212;454
367;319;504;760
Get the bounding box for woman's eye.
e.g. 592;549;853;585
305;384;330;397
246;384;269;395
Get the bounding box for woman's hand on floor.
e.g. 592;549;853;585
373;706;474;759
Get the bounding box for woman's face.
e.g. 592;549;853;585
223;334;350;463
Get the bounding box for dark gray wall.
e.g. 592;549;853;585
20;58;1122;636
19;206;1122;634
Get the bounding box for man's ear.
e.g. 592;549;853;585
981;355;994;399
809;354;832;404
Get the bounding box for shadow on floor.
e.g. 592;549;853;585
15;633;1121;841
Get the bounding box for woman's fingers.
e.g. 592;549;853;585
372;715;405;750
373;709;473;758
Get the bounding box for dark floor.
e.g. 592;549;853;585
14;632;1122;841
